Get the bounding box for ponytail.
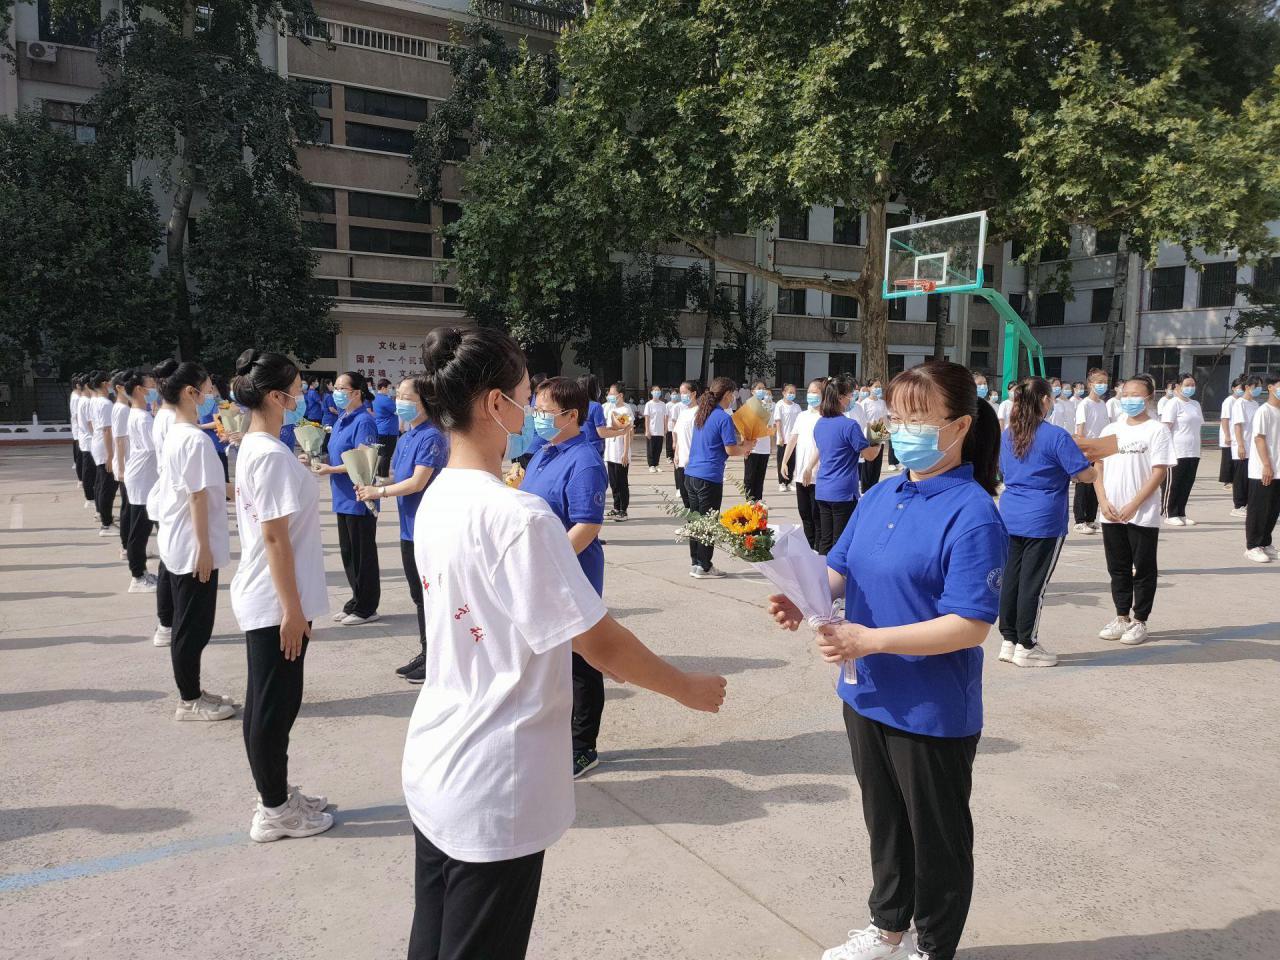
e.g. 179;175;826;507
1010;377;1051;459
695;376;736;429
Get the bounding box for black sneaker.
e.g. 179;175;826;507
404;660;426;685
572;750;599;779
395;652;425;677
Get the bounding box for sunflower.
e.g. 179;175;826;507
719;504;757;534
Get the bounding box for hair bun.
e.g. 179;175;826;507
422;328;464;374
235;348;260;377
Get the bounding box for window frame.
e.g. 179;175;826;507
1197;261;1238;309
348;225;434;258
1149;266;1186;311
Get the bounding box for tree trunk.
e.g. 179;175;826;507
166;0;199;360
1101;233;1129;379
700;252;714;387
932;294;949;360
858;198;889;382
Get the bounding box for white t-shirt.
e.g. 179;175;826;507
1098;418;1177;528
1161;396;1204;460
1231;398;1261;460
1049;398;1075;432
603;403;633;465
111;401;131;473
123;407;158;504
673;405;698;468
1075;397;1111;439
666;400;681;431
859;397;888;426
844;401;868;431
789;408;821;485
231;431;329;631
771;398;801;444
1106;396;1124;422
146;422;231;575
153;406;176;454
403;469;608;863
643;399;668;436
1219;395;1237;448
87;395;113;464
1156;394;1173;418
1248;403;1280;478
69;393;83;445
997;399;1013;425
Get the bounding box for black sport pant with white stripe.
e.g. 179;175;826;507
997;534;1065;649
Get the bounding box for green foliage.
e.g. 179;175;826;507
0;114;166;375
1232;280;1280;339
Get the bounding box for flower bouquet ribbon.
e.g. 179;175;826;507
342;443;382;514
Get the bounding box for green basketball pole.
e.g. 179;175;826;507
969;286;1045;395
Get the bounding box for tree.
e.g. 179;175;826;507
0;113;166;375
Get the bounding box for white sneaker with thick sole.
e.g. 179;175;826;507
1098;617;1129;641
84;499;94;510
341;611;381;625
249;793;334;843
174;694;235;722
1265;546;1279;560
152;624;172;647
1012;643;1058;667
1090;521;1102;532
1181;516;1197;526
997;640;1015;663
1073;522;1096;535
1164;516;1185;527
821;924;913;960
690;565;726;579
778;483;789;493
128;576;157;594
1244;547;1272;563
255;785;329;814
1230;507;1248;518
1119;620;1150;645
332;610;348;622
98;525;115;537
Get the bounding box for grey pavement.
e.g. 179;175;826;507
1;444;1278;959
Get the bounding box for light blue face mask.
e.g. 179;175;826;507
1093;383;1108;396
1181;386;1196;398
331;390;350;409
1234;389;1245;398
1119;397;1147;416
679;394;692;405
1251;386;1264;399
395;399;418;423
652;390;662;399
283;393;306;426
533;412;561;441
1051;385;1062;398
754;389;767;400
872;387;883;399
605;395;617;405
197;393;219;418
806;393;821;408
1074;388;1086;398
146;387;159;405
859;390;870;400
889;424;958;474
976;384;989;399
784;393;796;402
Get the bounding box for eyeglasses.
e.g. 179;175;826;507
533;407;568;417
887;416;952;435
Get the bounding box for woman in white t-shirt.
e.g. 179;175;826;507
780;377;825;550
110;370;133;557
1160;373;1205;526
149;359;180;648
743;381;774;502
229;350;333;844
145;361;234;723
1218;378;1242;486
859;378;889;490
642;385;667;474
771;384;801;493
120;367;159;593
403;327;726;960
672;381;698;508
1093;376;1177;646
597;382;634;521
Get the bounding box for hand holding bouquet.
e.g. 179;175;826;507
341;443;382;514
504;462;525;488
866;419;889;445
294;420;326;471
732;397;771;445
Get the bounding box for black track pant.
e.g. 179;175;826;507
1101;523;1159;622
1233;459;1250;509
378;434;399;478
796;483;819;550
1072;481;1098;525
606;461;630;514
118;483;130;548
1246;479;1280;549
124;501;150;579
1218;446;1235;484
408;827;544;960
816;498;856;555
861;446;884;492
998;535;1065;648
243;623;309;809
156;561;174;628
1164;457;1199;519
664;431;675;460
744;452;770;503
337;512;381;618
401;538;426;651
94;463;117;527
73;442;84;482
81;455;97;503
776;445;796;486
674;467;689;509
572;651;604;754
646;435;664;468
844;704;978;960
170;569;218;701
684;476;723;570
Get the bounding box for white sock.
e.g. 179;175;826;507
264;800;289;816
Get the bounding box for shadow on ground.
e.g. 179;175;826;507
0;804;192;841
0;688;167;711
580;774;848;827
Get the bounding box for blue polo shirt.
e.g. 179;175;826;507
304;388;324;423
685;406;740;483
521;433;608;595
328;408;378;515
321;396;339;428
998;421;1090;539
392;420;448;541
373;393;399;436
813;414;868;502
279;422;296;451
200;408;227;455
827;463;1008;738
581;401;606;455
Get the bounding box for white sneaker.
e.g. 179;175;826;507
1181;516;1197;526
1264;546;1278;560
1012;643;1058;667
1244;547;1272;563
341;611;381;625
1098;617;1129;641
98;524;115;537
997;640;1015;663
128;575;157;594
1230;507;1248;518
152;624;172;647
1164;516;1185;527
785;484;793;493
1073;522;1096;535
821;924;913;960
174;694;235;722
332;610;348;622
1090;521;1102;532
778;483;789;493
690;565;726;579
249;792;334;843
1120;620;1150;645
84;499;94;510
119;547;129;560
255;785;329;814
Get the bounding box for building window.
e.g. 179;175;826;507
885;211;911;232
348;281;436;303
717;271;747;314
889;298;906;322
37;0;95;46
298;80;332;109
1009;292;1025;318
1037;292;1065;326
926;295;948;325
1145;348;1181;388
982;263;994;288
775;351;805;387
831;294;858;319
442;287;460;304
1091;286;1113;324
969;351;990;371
1149;266;1185;311
888;354;906;377
651;347;686;387
304;118;332;145
445;138;471;161
1095;229;1120;255
777;287;805;315
440;202;462;258
1198;261;1238;308
1011;237;1026;261
828;353;856;379
833;207;861;246
41;101;96;144
653;266;689;310
1043;356;1063;380
970;329;990;348
713;348;746;385
313;278;339;296
778;206;809;241
1087;355;1122;381
348;225;433;257
1253;257;1280;298
348;190;431;224
302;221;337;248
1246;345;1280;375
301;186;336;215
344;85;429;122
345;122;415;154
1041;235;1070;262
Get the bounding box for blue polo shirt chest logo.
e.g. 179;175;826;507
986;567;1003;593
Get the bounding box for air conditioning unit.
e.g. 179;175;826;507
26;41;58;63
832;320;850;336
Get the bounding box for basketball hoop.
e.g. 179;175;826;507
892;278;938;293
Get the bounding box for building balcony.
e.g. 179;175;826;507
315;249;455;285
773;239;863;274
297;144;460;198
476;0;574;34
771;314;955;348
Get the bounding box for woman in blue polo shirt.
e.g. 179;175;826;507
307;371;380;625
357;377;448;684
372;378;401;478
768;360;1007;960
813;378;878;554
996;378;1095;669
685;377;754;579
521;375;610;779
578;373;607;457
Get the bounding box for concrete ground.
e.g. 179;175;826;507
1;443;1278;960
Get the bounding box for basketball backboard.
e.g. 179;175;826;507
883;211;988;299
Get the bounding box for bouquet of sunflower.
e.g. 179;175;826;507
658;491;776;562
866;419;889;445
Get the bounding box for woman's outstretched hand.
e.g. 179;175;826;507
768;594;803;632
